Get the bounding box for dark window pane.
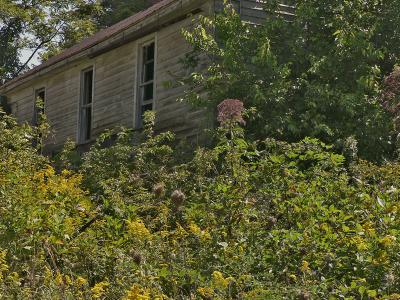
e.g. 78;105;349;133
80;68;93;142
81;107;92;141
144;61;154;82
85;107;92;140
142;103;153;114
83;70;93;104
143;83;153;101
37;91;45;101
146;43;155;61
137;41;155;128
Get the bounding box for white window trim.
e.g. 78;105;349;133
77;65;95;144
134;33;157;129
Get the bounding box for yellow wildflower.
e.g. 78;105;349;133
0;249;8;283
6;272;20;285
189;223;202;235
352;236;369;251
300;260;311;274
197;287;214;298
175;223;188;238
61;169;72;176
188;223;211;241
127;219;151;241
362;221;376;236
65;275;72;285
123;284;150;300
55;272;64;286
373;251;389;265
380;235;396;247
212;271;231;289
91;281;110;299
75;276;88;287
43;267;52;285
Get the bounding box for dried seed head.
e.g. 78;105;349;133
131;252;142;265
267;216;277;225
171;190;186;207
297;291;311;300
385;272;395;285
153;182;165;197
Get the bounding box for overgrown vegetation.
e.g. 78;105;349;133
2;0;400;299
1;103;400;299
181;0;400;162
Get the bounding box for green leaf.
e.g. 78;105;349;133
367;290;377;297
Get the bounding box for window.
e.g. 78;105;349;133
136;41;155;127
33;88;45;126
79;68;94;143
0;95;11;114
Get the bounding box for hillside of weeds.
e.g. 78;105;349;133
1;103;400;299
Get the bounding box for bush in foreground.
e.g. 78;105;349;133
0;108;400;299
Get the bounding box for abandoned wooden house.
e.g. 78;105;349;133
0;0;294;151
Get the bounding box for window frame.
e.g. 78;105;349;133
78;66;95;144
135;36;157;128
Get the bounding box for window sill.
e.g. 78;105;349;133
77;138;95;146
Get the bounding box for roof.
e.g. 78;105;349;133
0;0;178;91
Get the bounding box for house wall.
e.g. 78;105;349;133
3;4;211;151
2;0;294;151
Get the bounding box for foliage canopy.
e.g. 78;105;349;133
0;0;102;82
0;0;153;83
181;0;400;161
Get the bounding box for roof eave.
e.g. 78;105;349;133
0;0;206;94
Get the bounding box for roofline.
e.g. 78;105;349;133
0;0;204;93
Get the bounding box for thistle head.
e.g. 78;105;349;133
171;189;186;207
153;182;165;197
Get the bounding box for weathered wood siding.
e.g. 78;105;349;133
6;60;93;148
3;0;294;151
155;13;211;139
3;1;212;151
91;42;136;137
215;0;295;23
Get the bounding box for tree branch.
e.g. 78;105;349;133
15;22;66;76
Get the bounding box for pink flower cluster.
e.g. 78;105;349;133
381;67;400;129
217;99;245;125
382;68;400;112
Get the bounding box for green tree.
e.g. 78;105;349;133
96;0;152;28
182;0;400;161
0;0;102;83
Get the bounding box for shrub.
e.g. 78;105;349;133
1;107;400;298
